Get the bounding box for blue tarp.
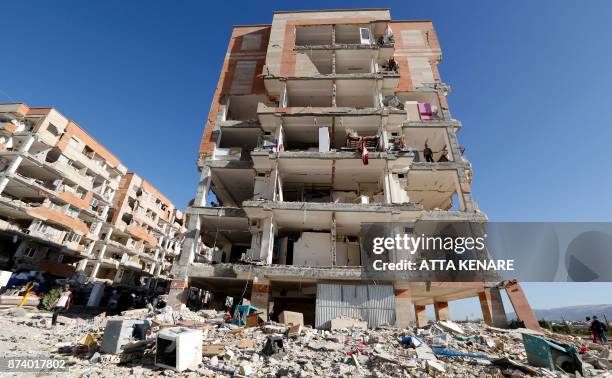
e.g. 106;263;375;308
432;347;491;360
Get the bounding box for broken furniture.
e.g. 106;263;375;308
261;335;285;356
101;319;148;354
155;327;203;372
522;333;583;375
231;305;259;327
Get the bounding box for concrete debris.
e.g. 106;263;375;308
202;344;226;356
427;359;446;374
437;319;466;335
330;316;368;331
239;361;254;376
238;338;256;349
0;308;610;377
278;311;304;326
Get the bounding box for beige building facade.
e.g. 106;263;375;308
168;9;538;329
0;103;184;288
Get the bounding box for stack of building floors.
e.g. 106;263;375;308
0;103;185;289
165;8;539;329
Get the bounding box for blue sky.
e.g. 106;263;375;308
2;1;611;318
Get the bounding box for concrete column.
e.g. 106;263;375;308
330;214;336;266
178;214;201;265
92;220;103;236
445;127;461;162
479;288;508;328
193;166;212;207
414;304;428;328
167;277;190;308
504;281;540;331
332;82;337;107
113;268;123;283
250;278;271;320
394;285;416;328
84;241;96;256
380;128;389;150
104;228;114;241
0;135;34;194
97;245;108;260
90;262;101;279
383;169;393;204
155;250;166;276
434;301;451;321
259;216;275;264
76;258;88;272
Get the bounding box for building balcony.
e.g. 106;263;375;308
294;23;394;51
49;161;94;191
126;223;158;247
26;204;89;236
57;189;92;211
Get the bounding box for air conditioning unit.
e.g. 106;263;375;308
155;327;203;372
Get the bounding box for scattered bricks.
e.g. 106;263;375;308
202;344;226;356
263;324;287;334
238;338;256;349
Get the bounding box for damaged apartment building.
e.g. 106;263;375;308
170;9;539;330
0;103;184;289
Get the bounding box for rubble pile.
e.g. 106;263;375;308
0;307;610;377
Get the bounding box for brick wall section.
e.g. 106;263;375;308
198;26;271;160
26;206;89;235
56;121;122;169
390;21;441;93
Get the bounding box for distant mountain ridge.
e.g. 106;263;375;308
508;304;612;322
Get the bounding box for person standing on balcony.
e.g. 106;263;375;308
51;284;72;326
424;144;434;162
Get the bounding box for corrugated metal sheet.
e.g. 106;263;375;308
315;284;395;329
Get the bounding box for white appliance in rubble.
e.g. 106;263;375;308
155;327;203;372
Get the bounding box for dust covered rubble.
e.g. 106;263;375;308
0;307;610;378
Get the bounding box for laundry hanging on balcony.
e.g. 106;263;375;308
418;103;433;120
346;135;379;165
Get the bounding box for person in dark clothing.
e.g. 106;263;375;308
587;317;598;342
387;57;398;72
592;316;608;343
424;144;434;162
106;290;120;316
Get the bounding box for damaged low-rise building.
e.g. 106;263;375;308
0;103;185;289
170;8;539;330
